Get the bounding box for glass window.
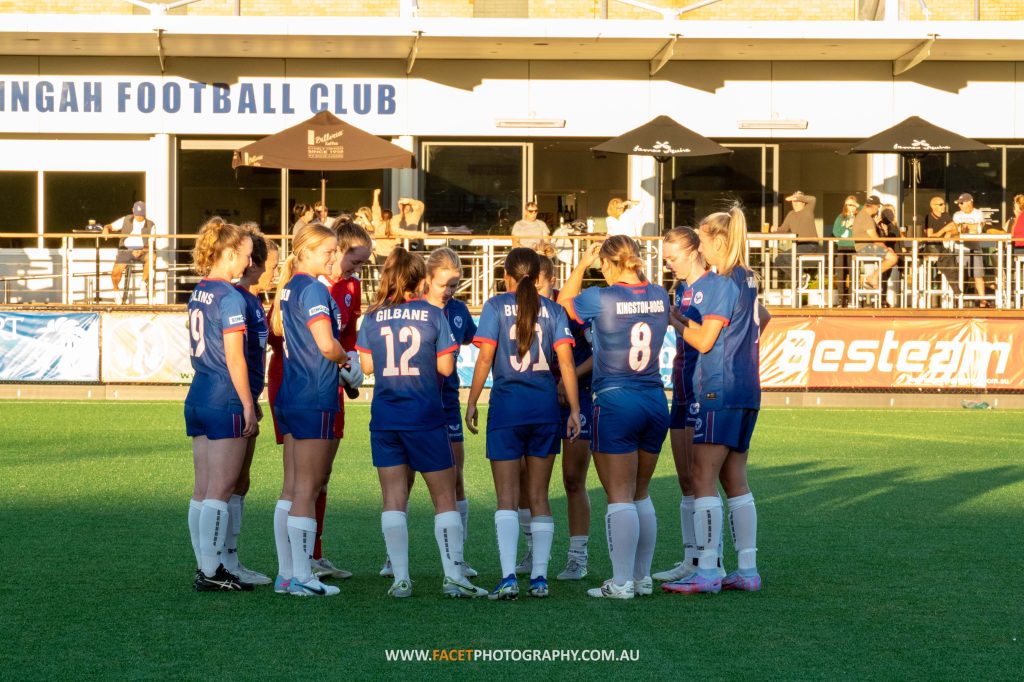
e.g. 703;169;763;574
43;171;144;248
0;171;36;247
423;144;525;234
1003;148;1024;229
287;169;386;230
178;149;281;234
945;149;1002;225
665;146;768;231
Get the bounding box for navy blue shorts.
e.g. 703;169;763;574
592;387;669;455
185;404;244;440
274;406;337;441
669;400;699;430
443;403;464;443
559;389;593;442
371;427;455;473
691;406;759;453
487;423;560;461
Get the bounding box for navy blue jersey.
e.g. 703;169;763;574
186;278;248;411
568;282;669;393
673;273;717;406
275;273;342;412
236;285;268;397
439;298;477;409
356;299;457;431
693;266;761;410
474;292;573;429
551;288;593;394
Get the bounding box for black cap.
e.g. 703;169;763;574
865;195;882;206
956;193;974;204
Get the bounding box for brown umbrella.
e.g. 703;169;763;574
232;110;414;205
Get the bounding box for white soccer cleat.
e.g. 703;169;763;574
634;576;653;596
587;578;635;600
288;576;340;597
379;557;393;578
311;557;352;579
442;576;488;598
556;556;589;581
462;562;478;578
652;561;696;582
232;564;272;586
387;579;413;598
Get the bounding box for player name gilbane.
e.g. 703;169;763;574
375;308;429;322
616;300;665;315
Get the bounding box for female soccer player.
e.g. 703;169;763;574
662;207;765;595
356;248;488;599
305;222;373;581
536;256;594;581
218;223;272;587
186;220;256;592
557;236;670;600
466;247;581;600
651;226;720;584
270;224;346;597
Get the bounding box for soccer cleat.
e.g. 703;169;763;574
586;578;635;600
634;576;653;596
379;557;393;578
722;570;762;592
661;570;722;595
273;574;292;594
288;575;340;597
652;560;696;582
462;562;478;578
194;564;254;592
387;579;413;598
442;576;488;599
556;557;588;581
514;550;533;575
231;564;272;586
192;568;202;589
488;574;520;601
311;557;352;579
527;576;549;598
717;565;727;580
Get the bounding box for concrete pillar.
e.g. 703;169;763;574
628;154;658;236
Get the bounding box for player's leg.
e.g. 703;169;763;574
557;435;591;580
515;458;533;574
632;448;660;595
491;456;522;597
376;443;413;597
449;421;477;577
312;436;352;580
195;430;252;591
587;450;639;599
287;435;338;596
720;409;761;591
273;427;297;591
188;433;208;577
654;425;697;582
524;425;558;598
223;432;269;584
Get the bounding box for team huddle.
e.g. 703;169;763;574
183;206;766;600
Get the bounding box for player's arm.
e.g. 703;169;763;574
555;344;581;441
465;343;495;435
224;330;257;436
401;198;425;224
682;317;725;354
309;318;346;363
437;351;455;377
757;301;771;336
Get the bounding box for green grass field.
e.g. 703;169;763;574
2;401;1022;680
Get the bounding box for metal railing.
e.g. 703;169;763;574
1;231;1022;310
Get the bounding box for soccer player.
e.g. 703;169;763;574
219;223;273;587
652;226;722;584
270;224;346;597
662;207;767;595
537;256;595;580
186;220;256;592
466;247;581;600
557;236;670;600
306;222;373;581
356;248;488;599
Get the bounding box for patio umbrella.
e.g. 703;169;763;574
593;115;732;234
232;110;414;206
846;116;991;234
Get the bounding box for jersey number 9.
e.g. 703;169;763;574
381;326;421;377
189;309;205;358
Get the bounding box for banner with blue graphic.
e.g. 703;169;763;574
454;317;678;390
0;312;100;381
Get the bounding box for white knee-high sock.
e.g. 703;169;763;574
606;502;639;586
457;498;470;540
223;494;243;571
287;515;317;583
188;499;202;569
274;499;293;579
728;492;758;571
633;497;657;581
530;516;555;579
693;496;723;572
434;511;465;581
568;535;588;560
518;507;533;552
199;499;229;577
382;511;410;582
495;510;519;577
681;495;697;565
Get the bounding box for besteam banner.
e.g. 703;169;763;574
101;312;193;383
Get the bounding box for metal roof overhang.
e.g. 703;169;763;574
1;17;1023;63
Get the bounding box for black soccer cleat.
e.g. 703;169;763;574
194;564;254;592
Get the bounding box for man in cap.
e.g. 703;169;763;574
103;200;155;295
951;193;990;306
771;190;820;289
852;195;899;300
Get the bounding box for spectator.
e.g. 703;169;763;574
511;202;550;250
291;203;315;236
951;193;988;306
771;191;819;288
605;198;641;238
852;195;898;302
922;196;962;299
832;195;859;306
371;188;426;265
878;204;903;303
102;200;155;293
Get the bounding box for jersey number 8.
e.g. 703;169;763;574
628;321;652;371
380;326;421;377
189;309;205;358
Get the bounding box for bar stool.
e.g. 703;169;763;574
796;254;827;308
1014;253;1024;308
851;254;882;309
919;254;953;309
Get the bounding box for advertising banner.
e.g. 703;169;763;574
0;311;99;381
101;312;193;383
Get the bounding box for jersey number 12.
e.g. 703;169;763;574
380;326;421;377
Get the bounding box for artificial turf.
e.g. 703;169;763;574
1;401;1021;680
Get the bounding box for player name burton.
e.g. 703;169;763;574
616;300;665;315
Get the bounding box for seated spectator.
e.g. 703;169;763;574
852;195;898;303
511;202;550;250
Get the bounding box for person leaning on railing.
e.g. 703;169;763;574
771;191;819;288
